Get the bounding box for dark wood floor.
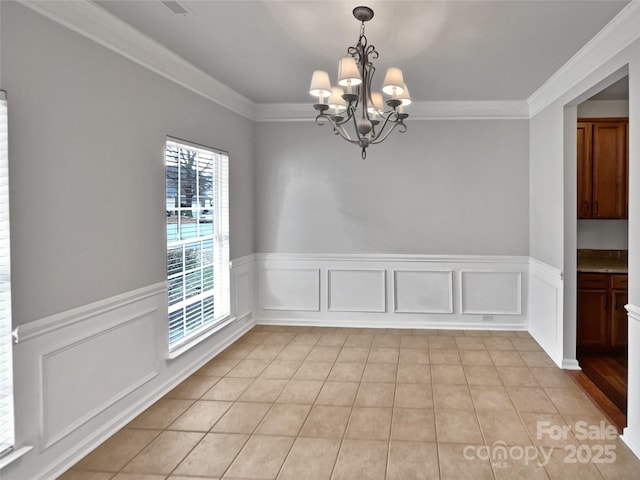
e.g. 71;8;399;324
569;353;628;432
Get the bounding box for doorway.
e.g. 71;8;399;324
574;76;629;428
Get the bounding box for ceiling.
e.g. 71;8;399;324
95;0;629;105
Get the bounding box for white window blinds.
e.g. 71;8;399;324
165;138;230;349
0;91;15;458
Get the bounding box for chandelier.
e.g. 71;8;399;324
309;6;410;159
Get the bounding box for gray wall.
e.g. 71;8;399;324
1;2;255;326
529;106;565;268
255;119;529;255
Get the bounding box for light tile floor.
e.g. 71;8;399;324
58;326;640;480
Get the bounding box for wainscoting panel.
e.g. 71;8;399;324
394;270;453;314
261;268;320;312
460;271;522;315
528;258;564;368
254;254;529;330
231;255;254;321
621;303;640;460
328;269;386;313
7;255;257;480
41;309;159;449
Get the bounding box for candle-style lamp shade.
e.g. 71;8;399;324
328;86;347;113
338;56;362;87
368;92;384;115
382;67;405;96
398;83;412;106
309;70;332;100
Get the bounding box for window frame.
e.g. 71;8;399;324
0;90;15;462
164;136;231;357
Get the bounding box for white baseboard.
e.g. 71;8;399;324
561;358;581;370
621;428;640;460
256;317;528;331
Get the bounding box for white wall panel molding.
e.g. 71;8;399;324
40;309;159;450
622;305;640;459
230;253;256;269
230;254;255;323
234;271;252;320
255;252;529;264
393;270;453;314
21;0;254;119
528;258;564;368
328;269;386;313
255;253;528;330
261;268;320;312
626;303;640;321
9;278;255;480
15;282;166;343
254;100;530;122
460;271;522;315
528;1;640;116
36;314;255;480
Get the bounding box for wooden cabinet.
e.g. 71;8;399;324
577;118;628;219
577;272;628;353
611;274;628;350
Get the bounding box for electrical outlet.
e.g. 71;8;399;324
482;315;493;322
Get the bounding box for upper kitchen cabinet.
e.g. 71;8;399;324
577;118;628;219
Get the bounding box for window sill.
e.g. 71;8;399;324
166;315;236;360
0;446;33;470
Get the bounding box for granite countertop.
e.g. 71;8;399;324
577;249;628;274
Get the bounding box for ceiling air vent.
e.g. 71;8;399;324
161;1;189;15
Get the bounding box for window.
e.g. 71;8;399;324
165;138;230;350
0;91;14;458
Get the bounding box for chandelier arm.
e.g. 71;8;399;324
333;105;356;126
370;119;407;145
368;110;399;142
333;121;359;143
316;113;362;145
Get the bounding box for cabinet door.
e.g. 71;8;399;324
592;122;627;218
577;289;609;351
611;290;628;350
577;122;593;218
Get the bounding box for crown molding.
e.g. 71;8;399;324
528;1;640;117
19;1;528;122
21;0;637;122
254;100;530;122
21;0;255;120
